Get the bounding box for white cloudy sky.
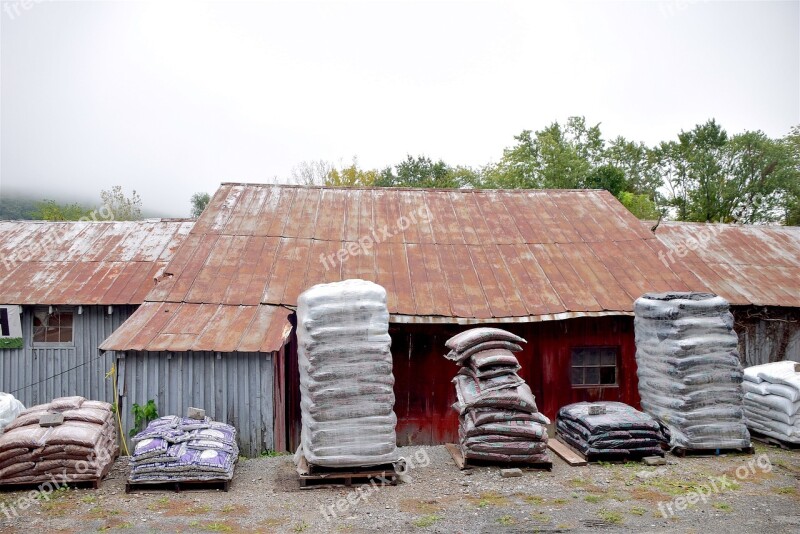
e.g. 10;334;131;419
1;0;798;216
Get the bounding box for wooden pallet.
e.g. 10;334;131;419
671;446;755;458
548;439;587;466
296;454;398;489
748;431;800;450
125;478;231;493
552;437;664;464
445;443;553;471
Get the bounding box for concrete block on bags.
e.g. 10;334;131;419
39;413;65;427
187;407;206;420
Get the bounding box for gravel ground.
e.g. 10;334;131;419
0;442;798;533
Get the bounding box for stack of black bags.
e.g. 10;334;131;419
556;401;666;459
446;328;551;464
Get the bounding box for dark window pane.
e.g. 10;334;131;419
33;326;46;342
60;327;73;343
0;309;9;336
572;351;584;366
585;352;600;366
58;313;73;328
585;367;601;384
571;367;584;385
45;327;60;342
601;351;616;366
600;366;617;385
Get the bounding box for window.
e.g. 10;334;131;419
571;346;619;387
0;308;8;336
33;308;74;345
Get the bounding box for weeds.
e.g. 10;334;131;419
413;515;442;528
598;509;624;524
713;502;733;512
497;515;516;525
584;494;604;503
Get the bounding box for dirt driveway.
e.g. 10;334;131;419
1;443;798;533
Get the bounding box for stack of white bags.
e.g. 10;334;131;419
742;361;800;444
295;279;399;468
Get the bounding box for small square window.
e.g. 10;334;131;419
571;347;619;387
33;308;74;345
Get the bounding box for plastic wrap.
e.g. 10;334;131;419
634;292;751;450
0;396;118;484
446;327;550;464
297;279;398;468
555;401;667;458
741;361;800;443
0;392;24;433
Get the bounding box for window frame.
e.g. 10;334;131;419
570;346;620;388
32;306;75;347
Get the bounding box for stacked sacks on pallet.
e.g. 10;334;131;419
634;292;751;450
556;402;666;458
742;361;800;444
0;396;118;485
296;279;398;468
446;328;551;464
129;416;238;482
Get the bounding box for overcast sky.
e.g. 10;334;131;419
1;0;798;216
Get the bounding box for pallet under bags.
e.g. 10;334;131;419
741;361;800;444
634;292;751;450
446;327;551;464
556;402;666;458
296;279;399;468
129;416;238;482
0;396;118;485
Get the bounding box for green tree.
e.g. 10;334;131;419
190;192;211;218
100;186;142;221
655;120;798;224
584;164;628;197
377;155;461;188
32;199;94;221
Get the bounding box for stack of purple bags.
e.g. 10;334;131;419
129;416;238;483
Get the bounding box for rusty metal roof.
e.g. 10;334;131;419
653;221;800;307
0;219;194;305
100;184;710;353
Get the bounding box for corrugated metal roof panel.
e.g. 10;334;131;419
104;185;719;352
0;220;193;305
653;221;800;307
98;302;292;353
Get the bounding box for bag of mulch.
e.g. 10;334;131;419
446;328;526;353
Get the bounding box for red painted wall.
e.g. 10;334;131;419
284;315;641;450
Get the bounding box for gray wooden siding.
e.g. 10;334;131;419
0;305;135;407
117;351;275;457
734;307;800;367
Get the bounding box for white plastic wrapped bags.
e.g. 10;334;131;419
0;392;24;433
296;279;398;468
634;292;751;450
742;361;800;443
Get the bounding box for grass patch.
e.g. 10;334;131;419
474;492;508;508
531;511;552;523
551;498;568;505
584;494;604;503
146;497;171;511
713;502;733;512
399;499;442;514
497;515;516;526
521;495;544;505
292;521;309;532
81;495;98;504
629;506;647;516
204;523;233;532
261;450;289;457
413;515;442;528
87;507;121;520
598;509;624;524
775;486;796;495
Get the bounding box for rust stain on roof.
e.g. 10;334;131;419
653;221;800;307
0;219;193;305
102;184;712;352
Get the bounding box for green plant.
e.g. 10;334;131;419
598;509;624;524
292;521;309;532
413;515;441;528
497;515;515;525
584;495;603;503
261;450;288;457
629;506;647;516
0;338;23;349
713;502;733;512
130;400;159;437
775;486;796;495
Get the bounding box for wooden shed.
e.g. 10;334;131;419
102;184;709;452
